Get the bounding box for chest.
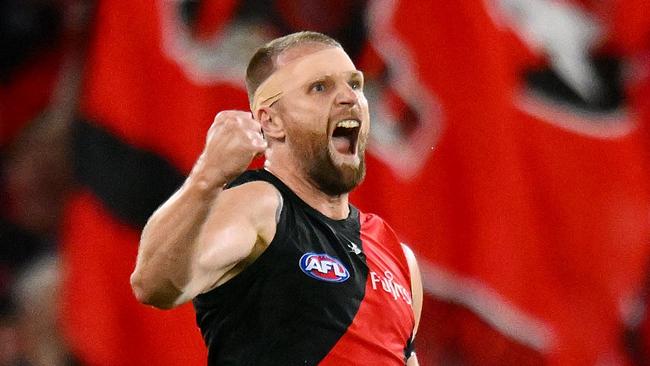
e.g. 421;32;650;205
275;209;414;330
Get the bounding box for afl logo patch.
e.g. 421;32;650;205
299;253;350;283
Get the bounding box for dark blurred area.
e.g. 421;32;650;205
0;0;62;82
1;0;650;365
1;0;84;364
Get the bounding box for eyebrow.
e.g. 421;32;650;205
349;70;363;78
305;70;364;85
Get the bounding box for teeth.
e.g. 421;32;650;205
336;120;360;128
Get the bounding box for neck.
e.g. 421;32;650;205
265;155;350;220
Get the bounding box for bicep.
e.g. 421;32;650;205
182;182;280;301
196;213;258;283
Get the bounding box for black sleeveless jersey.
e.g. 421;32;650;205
192;169;414;365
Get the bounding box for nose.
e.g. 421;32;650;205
334;82;359;106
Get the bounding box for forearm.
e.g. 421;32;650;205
131;171;224;308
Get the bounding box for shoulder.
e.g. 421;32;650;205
217;180;282;238
219;180;282;219
222;170;284;214
358;210;386;228
358;211;411;269
359;211;400;244
223;179;280;199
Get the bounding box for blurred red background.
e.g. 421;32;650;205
2;0;650;365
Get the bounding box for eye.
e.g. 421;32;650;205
349;79;362;90
311;81;326;92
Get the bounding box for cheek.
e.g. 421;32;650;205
360;98;371;126
358;94;369;113
289;100;320;120
284;113;325;146
279;96;330;134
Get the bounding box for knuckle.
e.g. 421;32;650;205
224;117;240;130
214;110;231;121
243;118;261;132
215;110;241;122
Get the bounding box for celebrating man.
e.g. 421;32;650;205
131;31;422;365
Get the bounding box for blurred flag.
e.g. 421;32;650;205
349;0;650;365
59;0;650;365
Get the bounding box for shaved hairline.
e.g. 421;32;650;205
245;31;343;105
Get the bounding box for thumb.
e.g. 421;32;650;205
252;138;267;154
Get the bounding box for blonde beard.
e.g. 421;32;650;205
288;127;367;196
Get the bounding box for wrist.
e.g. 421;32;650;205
187;161;229;196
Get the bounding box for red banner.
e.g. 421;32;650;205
60;0;650;365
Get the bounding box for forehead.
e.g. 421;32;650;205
250;45;360;111
274;45;357;74
275;43;331;66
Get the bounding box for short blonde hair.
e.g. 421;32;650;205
245;31;342;104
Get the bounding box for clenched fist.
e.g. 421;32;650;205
190;110;266;192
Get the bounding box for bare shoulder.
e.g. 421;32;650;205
219;180;281;206
216;180;283;241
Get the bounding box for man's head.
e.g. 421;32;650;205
246;31;370;196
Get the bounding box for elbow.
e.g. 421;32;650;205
129;271;155;305
130;271;177;310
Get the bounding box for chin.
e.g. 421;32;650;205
308;149;366;196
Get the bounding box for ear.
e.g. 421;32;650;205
257;106;285;140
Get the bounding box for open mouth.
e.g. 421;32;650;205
331;119;361;155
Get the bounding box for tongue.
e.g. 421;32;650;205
332;136;351;154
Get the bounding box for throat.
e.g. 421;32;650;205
270;166;351;220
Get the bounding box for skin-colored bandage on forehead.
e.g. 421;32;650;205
250;47;358;114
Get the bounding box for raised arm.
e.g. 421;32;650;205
130;110;273;309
